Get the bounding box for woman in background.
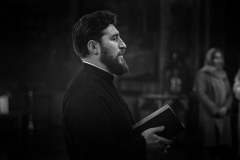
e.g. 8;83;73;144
193;47;233;160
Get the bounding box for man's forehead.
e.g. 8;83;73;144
103;24;119;36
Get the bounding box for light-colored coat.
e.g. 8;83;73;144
194;66;233;146
233;68;240;156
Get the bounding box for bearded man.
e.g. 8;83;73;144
62;10;173;160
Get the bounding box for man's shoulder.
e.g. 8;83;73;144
67;71;102;94
67;68;114;99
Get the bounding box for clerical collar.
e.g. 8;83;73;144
82;60;112;75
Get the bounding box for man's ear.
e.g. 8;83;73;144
87;40;99;55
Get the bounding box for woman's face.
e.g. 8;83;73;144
212;52;223;69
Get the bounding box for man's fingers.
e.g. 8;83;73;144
158;137;173;145
152;126;165;134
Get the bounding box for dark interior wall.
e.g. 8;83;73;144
0;0;76;127
224;1;240;85
0;0;74;90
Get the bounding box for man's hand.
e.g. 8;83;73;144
141;126;173;154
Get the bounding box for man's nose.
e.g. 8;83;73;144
119;38;127;50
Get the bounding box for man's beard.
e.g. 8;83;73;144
100;45;129;76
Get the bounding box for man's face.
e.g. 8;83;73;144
99;24;129;75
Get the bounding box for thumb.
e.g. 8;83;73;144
152;126;165;133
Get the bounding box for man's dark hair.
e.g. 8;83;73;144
72;10;117;58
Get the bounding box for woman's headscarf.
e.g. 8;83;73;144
193;47;228;93
200;47;226;79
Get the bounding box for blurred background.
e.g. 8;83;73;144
0;0;240;159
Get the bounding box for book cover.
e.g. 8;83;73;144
132;104;185;139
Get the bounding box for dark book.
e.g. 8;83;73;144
132;104;185;139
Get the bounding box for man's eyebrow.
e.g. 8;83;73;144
111;33;119;38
